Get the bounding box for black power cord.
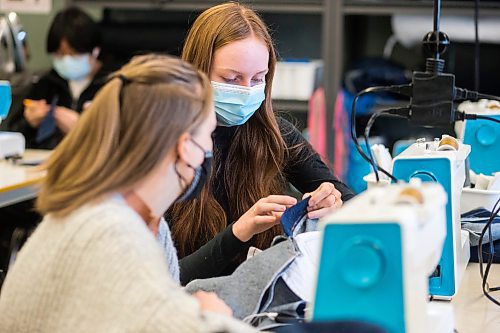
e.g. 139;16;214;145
454;87;500;102
474;0;480;92
455;111;500;124
350;85;411;183
351;84;500;185
363;108;410;182
474;115;500;124
477;197;500;307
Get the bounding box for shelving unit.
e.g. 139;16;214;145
69;0;324;13
68;0;500;163
324;0;500;162
68;0;320;130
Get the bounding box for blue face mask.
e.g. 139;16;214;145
212;81;266;126
53;54;92;81
0;81;12;120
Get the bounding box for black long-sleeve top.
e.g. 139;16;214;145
1;68;109;149
178;117;355;285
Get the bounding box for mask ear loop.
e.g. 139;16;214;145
173;136;196;192
174;158;189;189
175;159;202;202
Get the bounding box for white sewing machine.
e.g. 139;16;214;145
311;181;454;333
392;136;470;299
0;131;25;159
455;100;500;176
0;80;25;159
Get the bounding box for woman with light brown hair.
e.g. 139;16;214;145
0;54;256;333
169;2;355;285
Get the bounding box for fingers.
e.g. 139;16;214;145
308;183;335;206
309;183;342;206
253;215;279;225
306;183;343;218
24;100;50;128
25;101;49;115
262;195;297;206
308;193;336;210
54;106;69;117
193;291;233;317
253;202;287;216
83;101;92;110
54;107;80;133
53;107;65;121
307;207;331;219
307;198;342;218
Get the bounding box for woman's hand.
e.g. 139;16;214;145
232;195;297;242
23;99;50;128
54;107;80;133
303;182;342;219
193;291;233;317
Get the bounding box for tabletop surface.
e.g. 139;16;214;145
0;149;51;193
1;150;498;332
452;263;500;333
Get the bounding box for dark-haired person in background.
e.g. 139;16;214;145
0;7;108;275
4;6;108;149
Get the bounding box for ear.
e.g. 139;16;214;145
92;47;101;59
176;131;192;165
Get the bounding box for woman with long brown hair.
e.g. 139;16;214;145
169;2;354;285
0;54;257;333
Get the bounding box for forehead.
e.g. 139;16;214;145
212;37;269;74
57;39;79;55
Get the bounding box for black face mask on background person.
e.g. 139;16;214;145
175;139;213;202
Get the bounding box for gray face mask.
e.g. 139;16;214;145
175;139;213;202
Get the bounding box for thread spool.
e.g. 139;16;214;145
437;135;459;151
395;187;424;205
487;101;500;109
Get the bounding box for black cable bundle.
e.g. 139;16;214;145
477;197;500;307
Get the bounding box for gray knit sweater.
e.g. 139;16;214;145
0;195;257;333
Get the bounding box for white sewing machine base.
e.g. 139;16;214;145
427;302;454;333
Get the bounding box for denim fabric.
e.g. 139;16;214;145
273;321;388;333
461;208;500;246
281;197;311;237
245;278;305;330
461;208;500;263
470;241;500;263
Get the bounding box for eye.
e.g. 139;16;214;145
222;77;238;84
251;78;265;85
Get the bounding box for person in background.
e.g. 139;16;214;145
168;2;355;285
4;6;107;149
0;54;258;333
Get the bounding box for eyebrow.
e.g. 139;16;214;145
219;68;268;75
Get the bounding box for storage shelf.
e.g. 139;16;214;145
344;0;500;16
67;0;500;163
273;99;309;113
68;0;324;13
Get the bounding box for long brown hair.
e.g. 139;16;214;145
170;2;288;257
37;54;212;217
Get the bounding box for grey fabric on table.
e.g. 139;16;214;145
185;238;300;320
185;215;319;330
